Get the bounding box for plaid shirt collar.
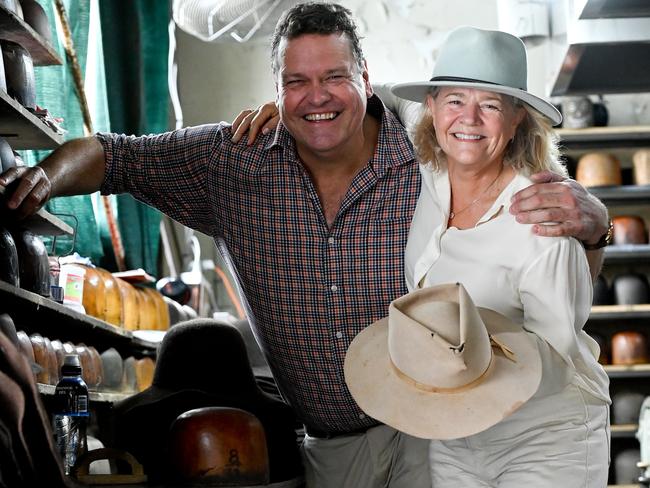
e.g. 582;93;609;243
265;94;414;178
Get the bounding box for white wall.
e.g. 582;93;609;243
175;0;504;126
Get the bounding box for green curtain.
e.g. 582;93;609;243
20;0;104;261
98;0;170;277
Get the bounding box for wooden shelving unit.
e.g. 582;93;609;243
0;281;157;358
604;364;650;379
589;186;650;206
0;3;62;66
0;88;64;149
0;186;74;236
591;304;650;321
564;126;650;487
604;244;650;264
612;424;639;438
556;125;650;149
37;383;132;404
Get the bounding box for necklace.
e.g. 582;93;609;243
449;165;504;220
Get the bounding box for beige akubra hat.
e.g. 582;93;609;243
344;283;542;440
391;26;562;126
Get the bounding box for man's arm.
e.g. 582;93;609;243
509;171;608;282
0;137;105;219
372;82;421;136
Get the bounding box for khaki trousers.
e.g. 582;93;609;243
301;424;431;488
429;384;610;487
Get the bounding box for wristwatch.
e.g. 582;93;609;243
582;219;614;250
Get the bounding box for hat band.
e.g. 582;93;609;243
429;76;501;86
390;354;494;394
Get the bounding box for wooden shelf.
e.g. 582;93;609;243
0;280;157;357
588;185;650;206
18;208;74;236
604;363;650;378
0;186;74;236
590;304;650;321
556;125;650;149
604;244;650;263
0;89;63;149
611;424;639;438
37;383;133;404
0;4;62;66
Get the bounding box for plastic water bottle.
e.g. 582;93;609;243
53;354;89;475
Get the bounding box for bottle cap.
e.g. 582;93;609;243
61;354;82;376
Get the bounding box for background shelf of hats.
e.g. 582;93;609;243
556;127;650;487
0;268;172;403
0;2;64;148
0;0;169;412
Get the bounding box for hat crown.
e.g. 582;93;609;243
153;320;258;393
432;26;528;91
388;284;492;390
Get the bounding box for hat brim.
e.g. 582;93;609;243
391;81;562;126
344;308;542;440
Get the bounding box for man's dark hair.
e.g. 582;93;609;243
270;2;365;76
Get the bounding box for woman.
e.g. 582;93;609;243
372;26;610;487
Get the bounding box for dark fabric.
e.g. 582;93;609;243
112;320;303;483
0;369;31;483
231;319;284;400
0;314;19;348
0;331;75;487
231;319;272;378
0;416;21;488
98;0;169;275
97;96;420;433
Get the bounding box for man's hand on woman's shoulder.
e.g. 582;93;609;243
509;170;609;245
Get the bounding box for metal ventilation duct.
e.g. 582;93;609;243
548;0;650;96
172;0;307;43
578;0;650;19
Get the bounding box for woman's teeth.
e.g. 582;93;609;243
454;133;482;140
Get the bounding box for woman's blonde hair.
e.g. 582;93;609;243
412;90;566;177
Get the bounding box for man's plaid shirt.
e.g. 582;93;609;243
99;96;420;434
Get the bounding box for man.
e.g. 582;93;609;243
0;3;608;487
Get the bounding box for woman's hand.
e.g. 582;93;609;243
231;102;280;145
509;170;608;244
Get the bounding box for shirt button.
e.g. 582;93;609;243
359;413;366;419
335;331;343;339
328;237;335;244
330;284;338;292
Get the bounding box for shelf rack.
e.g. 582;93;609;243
556;125;650;150
0;3;62;66
37;383;132;404
0;88;64;149
0;280;157;358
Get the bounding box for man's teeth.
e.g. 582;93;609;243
305;112;337;121
454;133;482;140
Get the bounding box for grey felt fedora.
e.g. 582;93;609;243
391;26;562;126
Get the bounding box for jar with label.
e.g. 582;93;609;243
58;264;86;314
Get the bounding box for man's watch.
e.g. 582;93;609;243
582;219;614;250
